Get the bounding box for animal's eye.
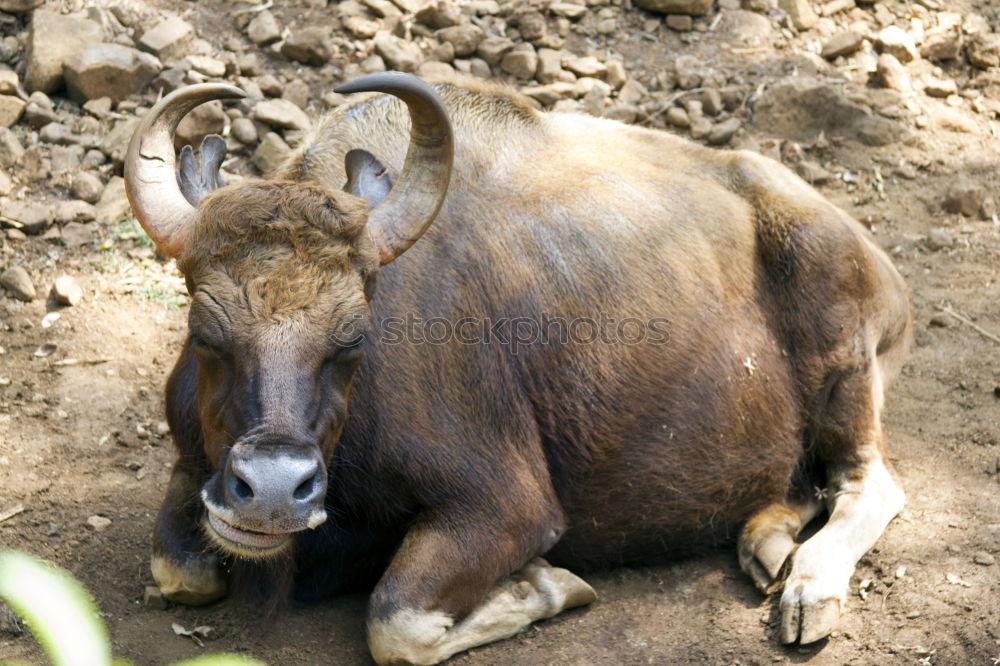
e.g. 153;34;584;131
190;333;225;358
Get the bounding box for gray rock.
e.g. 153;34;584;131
943;180;985;217
60;221;94;246
373;31;423;72
82;97;113;118
605;60;627;89
50;145;84;173
21;145;51;181
281;28;333;66
634;0;712;16
0;0;43;11
151;68;185;94
501;43;538;80
344;15;380;39
25;9;103;94
100;116;139;166
186;55;227;78
3;200;50;234
0;96;24;128
666;15;693;31
361;55;388;74
54;200;97;224
674;55;702;90
822;31;863;60
549;3;588;18
924;77;957;98
138;16;193;59
254;98;311;132
517;12;546;42
968;34;1000;69
283;79;311;110
690;116;713;140
246;10;281;46
0;170;11;196
0;129;22;170
256;74;284;98
618;79;648;105
603;103;638;124
778;0;817;30
721;10;771;46
0;70;15;96
253;131;291;174
438;24;485;57
973;551;995;566
795;159;834;185
535;48;563;84
477;36;515;66
237;53;261;77
416;61;456;80
71;172;103;204
876;26;918;64
666;106;690;128
0;266;35;301
24;101;56;128
82;149;106;169
52;275;83;306
176;100;226;149
582;83;609;116
876;54;910;93
563;55;606;78
94;176;129;225
64;43;161;103
700;88;723;116
707;117;741;145
921;28;962;61
231;117;259;145
469;58;491;79
415;2;462;29
926;227;953;250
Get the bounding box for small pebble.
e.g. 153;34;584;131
86;515;112;531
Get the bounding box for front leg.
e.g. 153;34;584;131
151;463;227;606
367;508;595;666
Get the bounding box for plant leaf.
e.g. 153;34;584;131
0;550;111;666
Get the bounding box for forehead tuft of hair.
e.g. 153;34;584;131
178;181;378;316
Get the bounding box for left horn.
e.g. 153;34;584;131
125;84;246;258
335;72;454;265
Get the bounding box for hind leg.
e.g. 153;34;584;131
739;493;823;594
778;354;905;644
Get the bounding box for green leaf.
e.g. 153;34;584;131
0;550;111;666
172;656;268;666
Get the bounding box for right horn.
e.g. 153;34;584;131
125;83;246;258
335;73;454;265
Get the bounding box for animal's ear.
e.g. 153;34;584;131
344;149;393;209
177;134;228;206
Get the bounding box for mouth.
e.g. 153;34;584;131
205;511;293;555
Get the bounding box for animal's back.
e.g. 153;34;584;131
291;79;897;566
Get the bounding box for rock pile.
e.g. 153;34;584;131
0;0;998;250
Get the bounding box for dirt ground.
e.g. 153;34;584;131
2;0;1000;664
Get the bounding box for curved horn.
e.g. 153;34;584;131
335;73;454;265
125;83;246;258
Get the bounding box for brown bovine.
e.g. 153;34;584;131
124;73;911;665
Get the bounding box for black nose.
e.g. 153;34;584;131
224;445;327;529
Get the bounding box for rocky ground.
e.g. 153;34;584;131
1;0;999;664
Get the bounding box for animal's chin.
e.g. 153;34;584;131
204;511;293;557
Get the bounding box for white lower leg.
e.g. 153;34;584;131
780;454;904;643
368;558;596;666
